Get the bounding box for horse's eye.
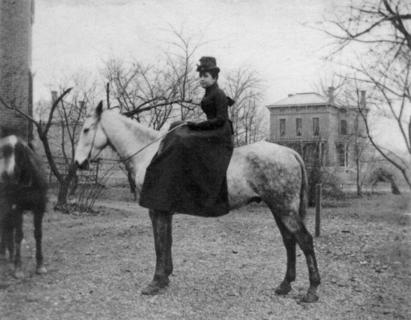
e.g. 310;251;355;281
83;128;89;134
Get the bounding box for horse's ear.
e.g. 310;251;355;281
95;101;104;117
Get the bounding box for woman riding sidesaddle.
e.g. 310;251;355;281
139;56;234;217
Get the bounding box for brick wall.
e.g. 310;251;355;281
0;0;34;141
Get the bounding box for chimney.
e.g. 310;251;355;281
360;90;366;108
327;86;335;105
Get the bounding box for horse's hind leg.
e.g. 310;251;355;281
141;209;173;295
272;213;296;296
33;209;47;274
282;213;320;303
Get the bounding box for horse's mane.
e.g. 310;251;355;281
103;110;160;146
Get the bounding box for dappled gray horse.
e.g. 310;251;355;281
0;135;48;278
75;102;320;302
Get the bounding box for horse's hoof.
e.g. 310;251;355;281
141;281;168;296
13;270;24;279
36;266;47;274
275;281;292;295
300;291;319;303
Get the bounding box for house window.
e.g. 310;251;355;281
280;119;286;137
296;118;302;136
313;117;320;136
340;119;347;135
336;144;348;167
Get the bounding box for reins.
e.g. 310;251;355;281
119;122;187;163
92;122;187;164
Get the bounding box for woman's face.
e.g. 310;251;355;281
199;72;216;88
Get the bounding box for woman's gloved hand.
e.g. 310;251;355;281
186;121;199;130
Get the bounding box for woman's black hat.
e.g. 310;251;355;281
196;56;220;73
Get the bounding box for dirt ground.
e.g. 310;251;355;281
0;189;410;320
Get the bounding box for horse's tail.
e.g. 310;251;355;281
293;152;307;220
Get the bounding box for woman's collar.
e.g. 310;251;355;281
205;82;218;93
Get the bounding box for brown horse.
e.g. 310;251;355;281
75;103;321;302
0;135;48;278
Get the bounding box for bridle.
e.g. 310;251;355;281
86;120;105;163
86;118;187;165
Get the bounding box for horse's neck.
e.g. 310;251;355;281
100;112;160;168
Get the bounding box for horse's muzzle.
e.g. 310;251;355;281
75;159;90;170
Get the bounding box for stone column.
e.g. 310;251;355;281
0;0;34;141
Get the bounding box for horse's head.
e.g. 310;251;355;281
0;135;40;186
0;135;18;183
75;101;109;170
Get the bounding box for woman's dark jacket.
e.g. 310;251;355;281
139;83;233;216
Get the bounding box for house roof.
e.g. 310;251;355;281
267;92;330;108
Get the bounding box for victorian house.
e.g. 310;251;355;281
266;87;367;173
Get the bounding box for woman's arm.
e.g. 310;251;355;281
188;90;227;130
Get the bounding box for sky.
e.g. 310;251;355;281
32;0;408;152
33;0;338;103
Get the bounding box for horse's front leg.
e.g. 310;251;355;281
0;199;7;258
0;223;12;261
34;209;47;274
13;210;24;279
3;213;15;262
0;204;13;260
141;209;173;295
0;218;6;259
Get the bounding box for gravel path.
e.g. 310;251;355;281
0;193;409;319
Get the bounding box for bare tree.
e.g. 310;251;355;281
0;76;97;210
224;67;264;146
104;28;203;129
313;73;347;101
104;57;199;129
162;26;205;121
105;29;265;146
1;88;70;210
314;76;372;195
323;0;411;189
53;81;99;203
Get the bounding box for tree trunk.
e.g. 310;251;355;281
55;163;77;212
56;179;70;211
355;150;362;196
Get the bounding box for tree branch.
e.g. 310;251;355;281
0;95;38;126
122;99;197;117
44;88;73;135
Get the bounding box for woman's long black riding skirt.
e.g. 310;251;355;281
139;122;233;217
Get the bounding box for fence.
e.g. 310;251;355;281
42;156;129;187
